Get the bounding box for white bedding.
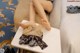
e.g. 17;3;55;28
60;0;80;53
50;0;80;53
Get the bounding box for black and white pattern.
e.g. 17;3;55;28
67;5;80;14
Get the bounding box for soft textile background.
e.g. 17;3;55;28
50;0;80;53
61;0;80;53
50;0;61;28
0;0;18;52
0;0;18;42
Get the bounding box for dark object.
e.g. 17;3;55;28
4;47;11;53
11;48;16;53
3;45;10;50
67;5;80;14
19;34;48;50
35;36;48;50
51;0;54;3
19;35;38;46
3;45;16;53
